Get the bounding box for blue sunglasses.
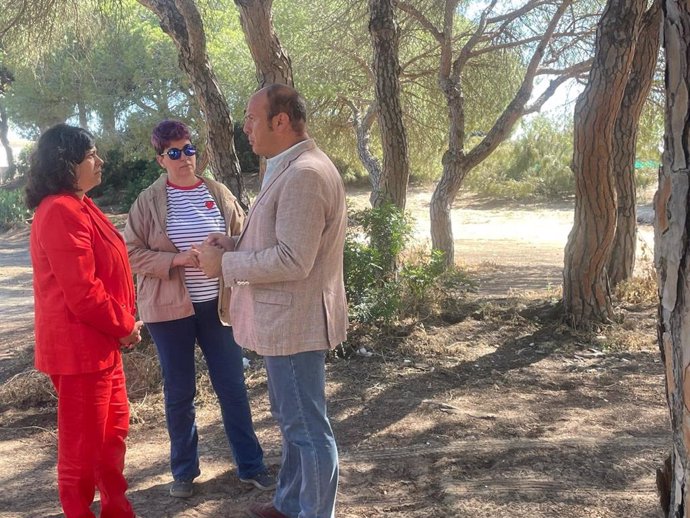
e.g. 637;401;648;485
161;144;197;160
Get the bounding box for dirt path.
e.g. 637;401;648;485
0;227;34;381
0;197;668;518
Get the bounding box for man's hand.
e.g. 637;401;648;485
205;232;235;251
194;243;225;279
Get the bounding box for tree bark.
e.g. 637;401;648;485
234;0;293;88
344;99;382;193
608;0;662;288
657;3;690;515
562;0;645;328
234;0;293;185
369;0;410;210
0;103;15;183
138;0;248;209
420;0;573;268
77;98;88;129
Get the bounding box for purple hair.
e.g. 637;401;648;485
151;120;191;154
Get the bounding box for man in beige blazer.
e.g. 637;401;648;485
198;84;347;518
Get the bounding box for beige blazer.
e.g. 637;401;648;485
221;139;348;356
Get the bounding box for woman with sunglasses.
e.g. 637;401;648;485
124;120;274;498
26;124;143;518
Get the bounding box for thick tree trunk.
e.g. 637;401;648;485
657;3;690;515
234;0;293;88
369;0;409;210
430;158;465;266
562;0;645;327
423;0;572;269
101;112;117;136
0;104;15;183
138;0;248;209
234;0;292;185
608;0;662;288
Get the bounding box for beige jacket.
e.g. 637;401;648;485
221;139;348;356
124;174;244;323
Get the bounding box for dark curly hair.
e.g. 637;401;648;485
25;124;96;210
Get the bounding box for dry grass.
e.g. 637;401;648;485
0;369;55;408
615;265;657;306
122;341;163;399
0;265;659;415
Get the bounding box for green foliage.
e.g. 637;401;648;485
634;89;663;197
14;144;33;178
400;249;446;300
1;0;589;195
0;189;31;230
344;203;410;324
333;158;369;186
636;87;663;166
359;202;413;273
266;0;523;184
344;203;466;325
466;115;575;200
93;150;161;211
345;203;410;301
4;0;196;146
203;2;257;114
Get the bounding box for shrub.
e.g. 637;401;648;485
399;248;446;310
344;203;412;311
333;158;369;186
0;189;31;230
466;115;574;201
93;149;161;211
344;203;471;325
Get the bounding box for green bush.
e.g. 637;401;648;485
13;144;34;179
333;158;369;186
345;203;410;324
0;189;31;230
466;115;574;201
344;203;464;325
358;202;412;272
466;115;658;202
400;249;446;301
93;149;161;211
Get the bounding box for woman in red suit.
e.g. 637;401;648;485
25;124;144;518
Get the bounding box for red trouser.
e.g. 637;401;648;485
50;357;135;518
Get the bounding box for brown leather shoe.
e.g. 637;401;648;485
245;502;289;518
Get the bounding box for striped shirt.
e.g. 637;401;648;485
166;180;225;303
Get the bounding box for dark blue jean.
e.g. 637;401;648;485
146;298;265;481
265;350;338;518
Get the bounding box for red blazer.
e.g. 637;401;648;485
30;194;136;375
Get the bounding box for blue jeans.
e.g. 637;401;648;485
146;298;265;481
264;351;338;518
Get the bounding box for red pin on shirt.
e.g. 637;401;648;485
205;200;215;209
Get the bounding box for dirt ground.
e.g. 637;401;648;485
0;188;667;518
